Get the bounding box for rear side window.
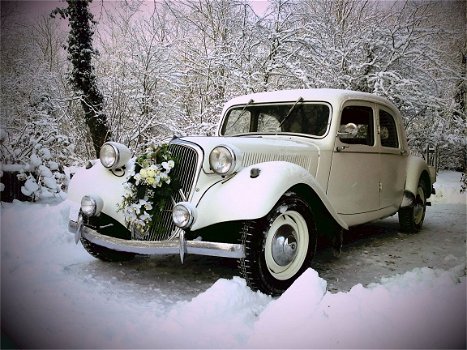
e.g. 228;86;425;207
379;110;399;148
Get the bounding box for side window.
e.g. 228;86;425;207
379;110;399;148
339;105;374;146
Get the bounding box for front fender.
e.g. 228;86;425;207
192;161;348;231
67;161;130;226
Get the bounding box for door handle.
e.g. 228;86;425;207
336;145;349;152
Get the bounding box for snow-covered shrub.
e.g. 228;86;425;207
461;173;466;193
0;106;76;201
0;14;82;202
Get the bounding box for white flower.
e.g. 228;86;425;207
118;143;175;232
161;160;175;173
159;172;171;185
140;211;151;222
134;173;142;185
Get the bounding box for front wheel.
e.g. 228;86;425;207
238;192;317;296
398;179;427;233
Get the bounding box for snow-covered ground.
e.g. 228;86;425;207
1;171;466;348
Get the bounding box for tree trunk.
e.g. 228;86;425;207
53;0;111;157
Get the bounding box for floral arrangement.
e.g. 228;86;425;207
119;143;176;235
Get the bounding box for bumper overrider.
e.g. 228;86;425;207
68;216;245;262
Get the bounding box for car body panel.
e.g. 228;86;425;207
405;155;434;195
67;161;131;228
193;161;348;230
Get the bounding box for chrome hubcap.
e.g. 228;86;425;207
413;187;425;225
264;210;309;280
271;225;298;266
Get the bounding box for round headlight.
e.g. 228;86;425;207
209;145;237;175
81;195;103;217
172;202;197;228
100;143;118;168
99;142;131;170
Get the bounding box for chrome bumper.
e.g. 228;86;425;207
68;220;245;261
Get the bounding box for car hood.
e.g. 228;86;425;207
178;135;320;176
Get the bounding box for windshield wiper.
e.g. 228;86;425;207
229;99;254;129
279;97;304;128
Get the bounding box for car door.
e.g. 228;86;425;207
377;106;406;211
327;102;380;215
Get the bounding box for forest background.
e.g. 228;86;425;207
0;0;465;198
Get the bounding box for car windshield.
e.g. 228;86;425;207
221;102;330;137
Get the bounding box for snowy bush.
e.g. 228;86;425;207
0;109;76;201
0;14;82;201
461;173;467;193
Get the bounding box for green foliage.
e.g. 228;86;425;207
52;0;110;157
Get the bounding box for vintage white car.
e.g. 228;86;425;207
68;89;436;295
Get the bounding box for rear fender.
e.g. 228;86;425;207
192;161;348;231
404;156;434;202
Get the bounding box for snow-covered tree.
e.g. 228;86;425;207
2;0;465;197
272;0;465;163
93;1;184;150
1;12;76;200
165;0;272;134
52;0;111;157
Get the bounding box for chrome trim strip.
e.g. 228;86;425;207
70;220;245;259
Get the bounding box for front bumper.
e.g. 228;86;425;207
68;219;245;261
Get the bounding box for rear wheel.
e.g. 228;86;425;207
80;237;135;262
239;192;317;295
398;179;427;233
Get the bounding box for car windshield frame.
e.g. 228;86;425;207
220;101;332;138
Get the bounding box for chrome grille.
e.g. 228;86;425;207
134;142;200;242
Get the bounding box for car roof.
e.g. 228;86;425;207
222;88;399;113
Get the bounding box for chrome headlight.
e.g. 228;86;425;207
209;145;241;175
80;195;103;217
172;202;197;228
99;142;131;170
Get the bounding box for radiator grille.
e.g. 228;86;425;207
133;142;200;241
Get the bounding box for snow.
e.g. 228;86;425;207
432;171;466;205
1;171;466;348
20;177;39;196
250;265;465;349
